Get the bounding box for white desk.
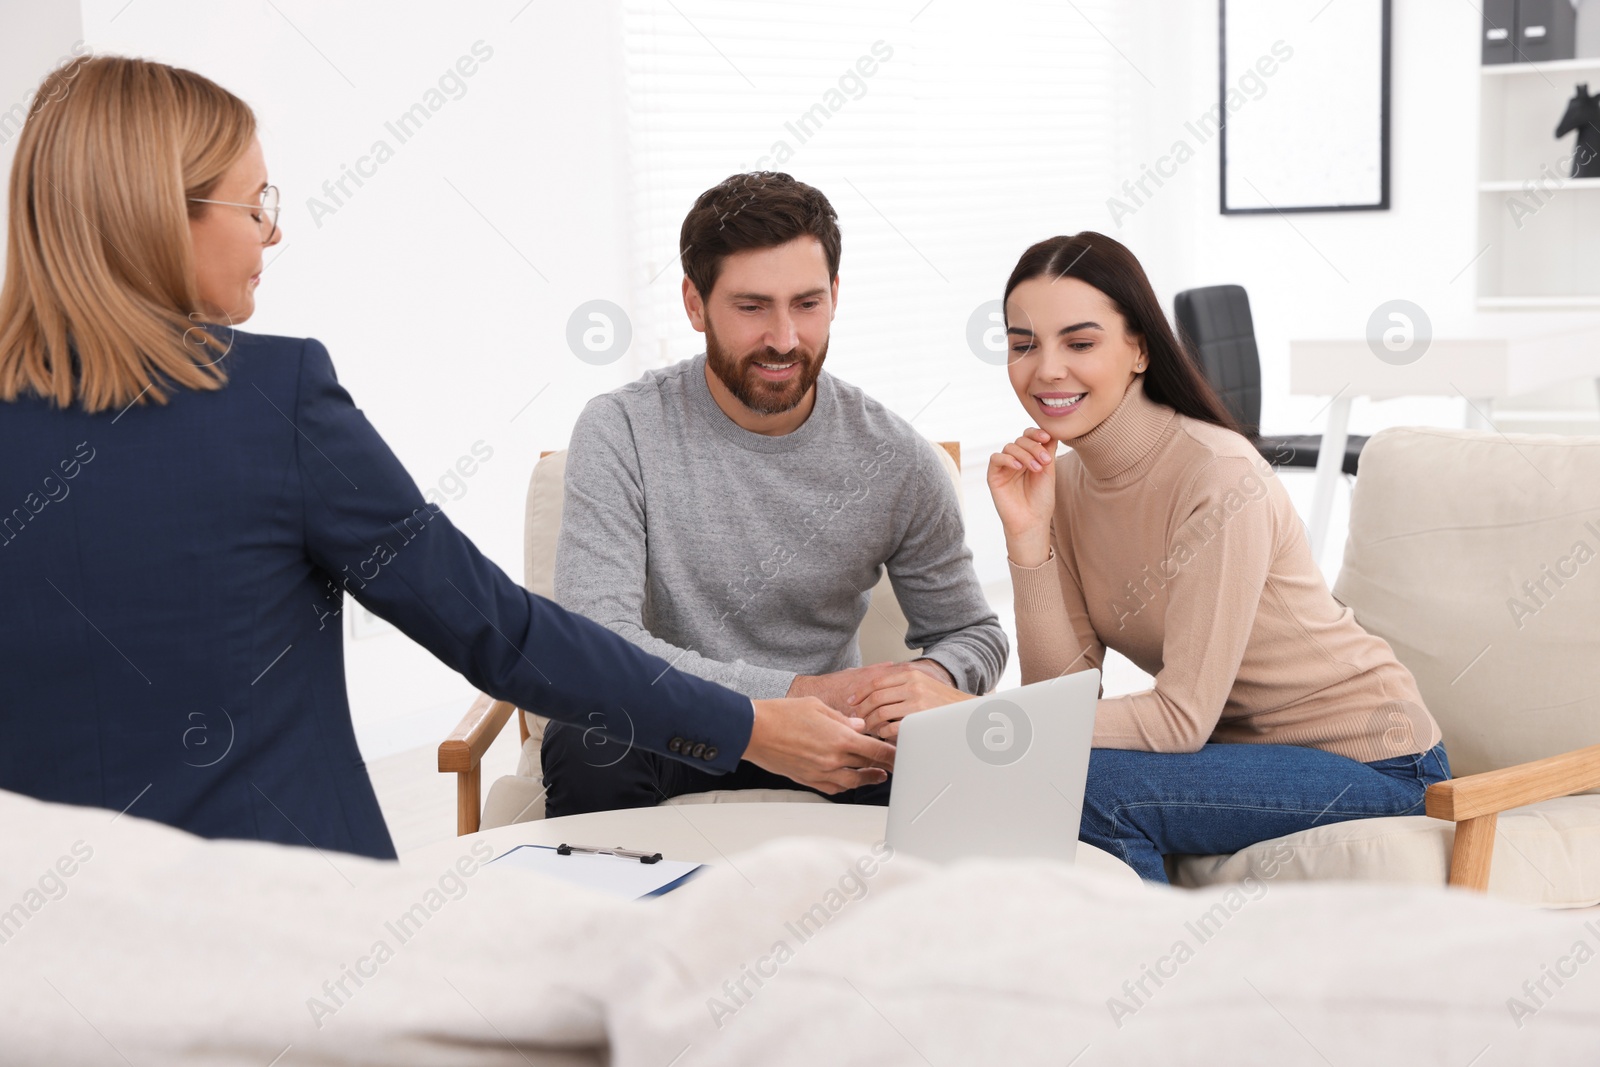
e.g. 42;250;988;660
1290;316;1600;562
401;801;1141;885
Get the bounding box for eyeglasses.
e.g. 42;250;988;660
188;185;280;244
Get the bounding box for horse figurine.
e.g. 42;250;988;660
1555;83;1600;179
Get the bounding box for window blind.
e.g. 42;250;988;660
621;0;1133;583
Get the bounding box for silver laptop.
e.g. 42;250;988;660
885;670;1099;864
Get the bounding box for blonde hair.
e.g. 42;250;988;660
0;55;256;412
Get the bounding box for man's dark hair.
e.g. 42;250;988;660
679;172;842;299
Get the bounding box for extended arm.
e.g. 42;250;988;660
294;339;754;769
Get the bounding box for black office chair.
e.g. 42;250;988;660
1172;284;1364;477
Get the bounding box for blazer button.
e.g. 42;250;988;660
691;742;706;759
703;746;718;762
669;737;683;754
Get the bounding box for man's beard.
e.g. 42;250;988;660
705;324;828;416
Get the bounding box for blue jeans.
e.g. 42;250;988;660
1079;742;1452;883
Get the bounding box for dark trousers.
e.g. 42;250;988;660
541;718;894;818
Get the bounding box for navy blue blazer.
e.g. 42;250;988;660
0;330;754;859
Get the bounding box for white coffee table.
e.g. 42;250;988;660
401;801;1141;885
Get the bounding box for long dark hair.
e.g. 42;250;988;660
1002;232;1241;436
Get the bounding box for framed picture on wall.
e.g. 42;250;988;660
1220;0;1391;214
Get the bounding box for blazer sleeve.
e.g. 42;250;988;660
289;338;753;772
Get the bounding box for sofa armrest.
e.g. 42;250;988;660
1424;743;1600;892
1426;744;1600;820
438;693;517;836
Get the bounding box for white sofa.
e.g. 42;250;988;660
3;785;1598;1065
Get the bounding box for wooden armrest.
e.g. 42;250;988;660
1425;743;1600;821
438;692;515;772
437;692;517;836
1423;743;1600;893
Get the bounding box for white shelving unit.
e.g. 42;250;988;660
1478;176;1600;191
1480;56;1600;77
1477;57;1600;309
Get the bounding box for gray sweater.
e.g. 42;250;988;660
553;354;1008;699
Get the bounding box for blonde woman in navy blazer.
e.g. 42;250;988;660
0;55;893;859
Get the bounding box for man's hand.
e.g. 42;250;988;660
786;661;902;711
848;661;969;741
744;697;897;794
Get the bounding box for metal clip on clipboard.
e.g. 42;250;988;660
555;843;663;864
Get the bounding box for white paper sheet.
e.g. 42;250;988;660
486;844;704;900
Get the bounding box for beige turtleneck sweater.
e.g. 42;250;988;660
1009;376;1442;764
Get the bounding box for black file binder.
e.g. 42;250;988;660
1484;0;1519;63
1517;0;1579;63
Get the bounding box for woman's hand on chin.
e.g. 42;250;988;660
848;662;970;742
988;428;1058;567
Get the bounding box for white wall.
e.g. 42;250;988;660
0;0;84;271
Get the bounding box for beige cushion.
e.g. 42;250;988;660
481;772;553;830
1332;427;1600;778
1173;796;1600;908
482;776;829;829
1181;428;1600;904
522;449;567;600
492;439;964;827
661;788;829;807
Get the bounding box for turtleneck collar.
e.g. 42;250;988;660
1062;374;1178;485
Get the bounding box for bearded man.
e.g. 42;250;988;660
542;172;1007;816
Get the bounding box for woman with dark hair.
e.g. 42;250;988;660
855;231;1452;883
